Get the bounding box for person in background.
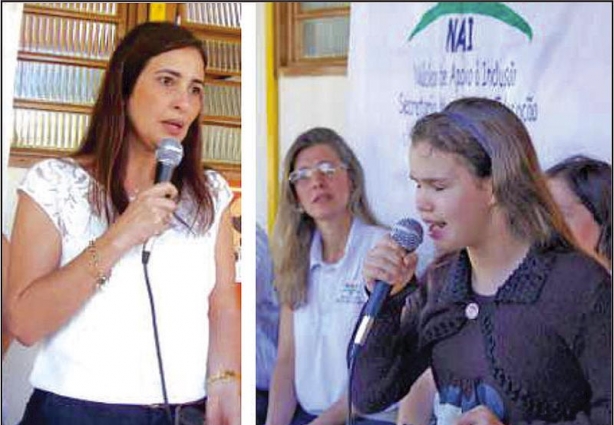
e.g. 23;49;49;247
546;155;611;269
266;127;397;425
4;22;240;425
352;97;611;425
257;223;280;425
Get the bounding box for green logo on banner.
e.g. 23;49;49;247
408;2;533;42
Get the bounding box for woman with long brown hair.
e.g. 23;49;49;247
5;22;239;425
352;97;611;425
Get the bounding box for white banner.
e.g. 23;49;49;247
347;2;612;268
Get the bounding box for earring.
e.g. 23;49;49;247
348;191;359;214
295;204;305;214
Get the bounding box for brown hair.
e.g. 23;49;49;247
75;22;213;232
547;155;612;261
411;97;576;250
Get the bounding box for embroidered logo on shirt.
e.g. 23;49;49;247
335;280;367;304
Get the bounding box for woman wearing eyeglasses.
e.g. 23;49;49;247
265;127;398;425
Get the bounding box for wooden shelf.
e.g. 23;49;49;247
10;147;241;188
295;7;350;19
14;98;92;115
23;4;124;24
18;51;109;69
203;116;241;127
14;100;241;127
184;23;241;41
206;69;242;79
9;147;68;169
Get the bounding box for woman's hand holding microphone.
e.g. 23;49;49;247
102;182;179;254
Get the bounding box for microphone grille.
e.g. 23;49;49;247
156;138;184;167
391;218;423;252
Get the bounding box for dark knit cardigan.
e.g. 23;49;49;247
351;245;612;425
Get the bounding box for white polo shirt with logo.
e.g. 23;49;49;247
294;217;389;417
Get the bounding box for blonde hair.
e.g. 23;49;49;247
411;97;576;249
271;127;379;308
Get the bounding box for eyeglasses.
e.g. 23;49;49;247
288;161;348;185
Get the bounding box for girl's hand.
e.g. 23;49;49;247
363;234;418;296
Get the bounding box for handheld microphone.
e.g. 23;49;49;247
352;218;423;351
143;138;184;260
154;138;184;184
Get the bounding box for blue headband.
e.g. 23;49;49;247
442;111;492;157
